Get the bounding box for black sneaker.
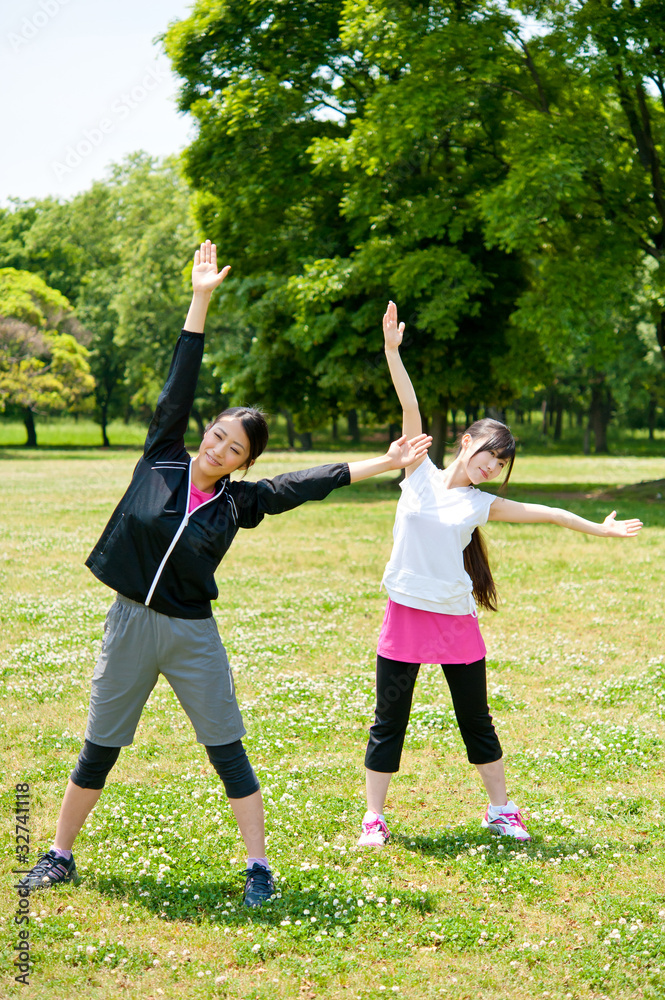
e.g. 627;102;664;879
242;863;274;907
19;850;79;891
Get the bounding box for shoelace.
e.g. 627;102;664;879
498;810;528;831
363;818;388;837
244;866;273;892
30;853;57;875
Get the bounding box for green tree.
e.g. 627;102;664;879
479;0;665;447
0;155;201;446
0;268;94;445
165;0;542;458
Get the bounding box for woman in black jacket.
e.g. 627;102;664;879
21;242;431;907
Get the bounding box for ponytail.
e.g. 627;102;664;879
455;416;515;613
464;528;498;612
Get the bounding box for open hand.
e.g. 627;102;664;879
383;300;405;350
192;240;231;295
386;433;432;469
602;511;643;537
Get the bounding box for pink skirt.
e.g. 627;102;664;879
377;599;486;665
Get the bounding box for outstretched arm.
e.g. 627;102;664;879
383;302;424;476
348;433;432;483
184;240;231;333
488;497;643;537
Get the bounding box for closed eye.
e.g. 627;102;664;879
215;429;242;456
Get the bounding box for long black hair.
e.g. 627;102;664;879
459;419;516;612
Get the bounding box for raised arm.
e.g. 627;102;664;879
383;301;424;477
183;240;231;333
489;497;643;537
348;433;432;483
234;433;432;528
144;241;230;459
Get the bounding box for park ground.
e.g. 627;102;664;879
1;431;664;999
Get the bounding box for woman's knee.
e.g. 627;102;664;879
458;715;502;764
205;740;260;799
70;740;121;789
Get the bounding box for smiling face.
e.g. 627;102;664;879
461;435;509;486
193;415;252;488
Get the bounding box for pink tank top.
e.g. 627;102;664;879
188;483;215;512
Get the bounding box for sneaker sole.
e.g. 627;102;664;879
481;820;531;841
356;835;390;848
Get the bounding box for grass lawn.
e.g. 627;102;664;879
1;445;664;999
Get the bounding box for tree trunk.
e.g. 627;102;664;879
100;401;111;448
297;431;313;451
554;402;563;441
647;396;657;441
430;406;448;468
588;380;611;453
450;409;457;439
280;409;296;449
541;397;548;435
347;408;360;443
657;310;665;361
331;417;338;441
388;422;400;445
23;408;37;447
191;408;205;439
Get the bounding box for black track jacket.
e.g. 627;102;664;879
85;330;350;618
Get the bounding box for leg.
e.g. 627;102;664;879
55;782;104;851
475;758;508;808
227;791;266;858
204;742;272;906
205;741;263;856
442;660;529;840
359;656;420;846
366;768;394;816
55;741;122;849
364;655;421;777
441;657;503;787
20;741;121;890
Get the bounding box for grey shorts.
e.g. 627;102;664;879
85;595;246;747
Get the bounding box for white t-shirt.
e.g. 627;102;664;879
381;457;496;615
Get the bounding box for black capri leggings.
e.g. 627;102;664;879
70;739;259;798
364;655;502;772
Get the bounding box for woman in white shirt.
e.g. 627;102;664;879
358;301;643;848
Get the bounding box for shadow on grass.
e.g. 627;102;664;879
394;826;655;866
91;871;430;929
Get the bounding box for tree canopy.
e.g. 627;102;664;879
163;0;665;454
2;3;665;451
0;268;94;445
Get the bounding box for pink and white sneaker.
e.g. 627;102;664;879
481;801;531;841
357;811;391;847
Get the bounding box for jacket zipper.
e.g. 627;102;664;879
144;462;222;608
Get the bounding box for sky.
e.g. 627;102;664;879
0;0;197;205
